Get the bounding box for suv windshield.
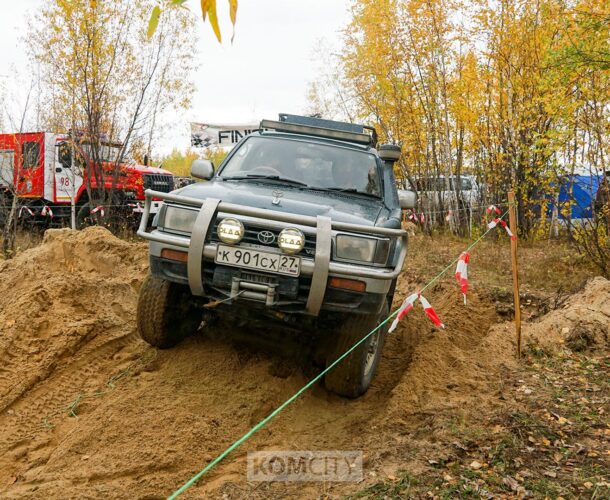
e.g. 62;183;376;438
219;136;381;196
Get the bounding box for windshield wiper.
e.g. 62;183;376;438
222;174;309;187
309;187;381;199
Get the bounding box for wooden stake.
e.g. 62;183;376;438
508;191;522;358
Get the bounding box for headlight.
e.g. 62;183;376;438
162;205;198;233
335;234;391;264
278;228;305;254
217;218;244;244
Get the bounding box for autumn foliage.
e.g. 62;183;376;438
310;0;609;239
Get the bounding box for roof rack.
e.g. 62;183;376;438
259;113;377;146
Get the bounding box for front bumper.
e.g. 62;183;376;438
138;189;407;316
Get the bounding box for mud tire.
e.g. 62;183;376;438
324;302;389;398
137;274;201;349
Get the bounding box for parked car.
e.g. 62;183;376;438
412;174;483;212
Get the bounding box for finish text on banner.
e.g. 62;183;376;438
191;122;259;149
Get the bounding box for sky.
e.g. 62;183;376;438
0;0;352;153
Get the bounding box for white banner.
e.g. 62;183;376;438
191;122;259;148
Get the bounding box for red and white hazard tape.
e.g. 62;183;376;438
389;205;513;334
487;218;516;240
419;294;445;328
486;205;501;216
18;206;34;218
41;206;53;218
90;205;105;217
455;251;470;304
389;292;444;332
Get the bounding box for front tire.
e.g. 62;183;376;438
324;302;389;398
137;274;201;348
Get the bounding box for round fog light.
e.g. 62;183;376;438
278;228;305;254
217;218;244;244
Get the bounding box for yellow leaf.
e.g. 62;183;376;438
201;0;221;42
147;5;161;40
200;0;210;21
229;0;238;25
228;0;238;42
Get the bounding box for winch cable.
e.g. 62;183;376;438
167;209;510;500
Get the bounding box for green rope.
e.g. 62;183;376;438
167;209;510;500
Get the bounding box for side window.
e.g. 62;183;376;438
462;178;473;190
22;141;40;169
57;142;72;168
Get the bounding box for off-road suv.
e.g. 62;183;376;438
136;114;416;397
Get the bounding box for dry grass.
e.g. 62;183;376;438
405;231;598;296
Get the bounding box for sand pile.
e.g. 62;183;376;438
524;277;609;353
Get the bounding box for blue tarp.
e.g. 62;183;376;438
550;175;602;219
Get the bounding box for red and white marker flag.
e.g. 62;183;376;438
41;206;53;218
18;206;34;218
455;251;470;304
91;205;105;217
497;219;516;240
389;292;445;332
419;294;445;329
389;293;418;333
487;218;516;241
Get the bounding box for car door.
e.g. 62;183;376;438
54;139;85;202
16;134;45;197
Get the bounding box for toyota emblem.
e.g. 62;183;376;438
257;230;276;245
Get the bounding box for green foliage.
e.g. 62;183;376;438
160;148;202;176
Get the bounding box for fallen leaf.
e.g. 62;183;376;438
503;476;520;491
470;460;482;470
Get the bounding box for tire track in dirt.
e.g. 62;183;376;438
0;228;148;489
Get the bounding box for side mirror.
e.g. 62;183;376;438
378;144;401;163
398;189;417;209
191;159;214;180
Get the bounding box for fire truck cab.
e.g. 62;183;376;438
0;132;174;223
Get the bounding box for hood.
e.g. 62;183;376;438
175;180;385;226
124;164;173;175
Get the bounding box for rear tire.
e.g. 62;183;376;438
324;302;389;398
137;274;201;348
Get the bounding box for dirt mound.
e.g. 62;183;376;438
0;229;607;498
0;228;149;488
524;277;610;353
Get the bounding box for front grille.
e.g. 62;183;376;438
144;173;174;193
209;221;316;257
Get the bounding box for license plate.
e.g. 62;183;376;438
215;245;301;277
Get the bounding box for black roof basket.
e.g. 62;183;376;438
260;113;377;146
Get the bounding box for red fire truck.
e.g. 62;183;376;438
0;132;174;225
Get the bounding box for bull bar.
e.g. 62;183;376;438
138;189;407;315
